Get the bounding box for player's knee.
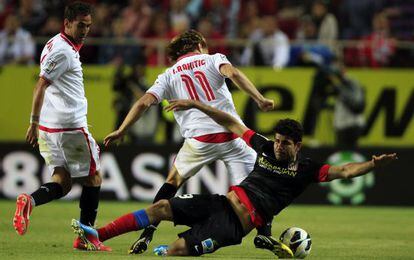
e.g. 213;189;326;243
165;175;185;188
84;172;102;186
149;199;172;221
59;179;72;195
153;199;171;214
52;171;72;195
79;174;101;187
165;168;185;187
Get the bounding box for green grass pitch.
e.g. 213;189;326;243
1;200;413;259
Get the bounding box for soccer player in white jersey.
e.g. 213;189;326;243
103;29;275;254
13;2;110;251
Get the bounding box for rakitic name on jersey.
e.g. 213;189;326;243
173;59;206;74
258;157;298;177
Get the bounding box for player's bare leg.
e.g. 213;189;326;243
50;168;73;194
13;167;70;235
129;166;185;254
73;199;174;252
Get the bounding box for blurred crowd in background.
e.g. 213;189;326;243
1;0;412;148
1;0;414;67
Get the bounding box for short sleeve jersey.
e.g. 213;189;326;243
38;33;87;128
147;53;244;138
238;130;330;222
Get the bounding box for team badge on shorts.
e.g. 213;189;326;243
201;238;215;253
44;59;57;73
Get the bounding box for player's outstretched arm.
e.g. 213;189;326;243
104;93;156;147
220;64;274;112
326;153;398;181
165;99;249;137
26;77;50;147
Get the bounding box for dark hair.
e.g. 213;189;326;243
64;1;92;21
274;118;303;143
166;29;207;61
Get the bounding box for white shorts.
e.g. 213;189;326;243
174;137;256;185
38;126;100;178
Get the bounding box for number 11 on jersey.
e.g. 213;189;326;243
181;71;216;101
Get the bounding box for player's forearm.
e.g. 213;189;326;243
342;160;375;179
118;94;154;134
118;102;149;134
230;69;265;103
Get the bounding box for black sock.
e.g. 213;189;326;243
31;182;64;206
257;221;272;236
79;186;100;226
153;183;178;203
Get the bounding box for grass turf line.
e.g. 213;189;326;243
1;200;413;259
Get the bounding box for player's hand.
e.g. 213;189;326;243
372;153;398;167
26;123;39;147
257;98;274;112
103;129;125;147
164;99;196;112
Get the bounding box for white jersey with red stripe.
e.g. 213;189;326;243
38;33;87;128
147;53;244;138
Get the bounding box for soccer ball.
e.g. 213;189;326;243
279;227;312;259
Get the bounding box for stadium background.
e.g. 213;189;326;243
0;1;413;259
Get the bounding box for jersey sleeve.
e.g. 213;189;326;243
146;73;170;104
242;129;269;153
212;53;232;77
310;161;331;182
39;50;69;83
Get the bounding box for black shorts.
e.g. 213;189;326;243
169;194;245;256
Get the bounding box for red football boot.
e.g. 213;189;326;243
13;194;33;235
71;219;112;252
73;237;87;250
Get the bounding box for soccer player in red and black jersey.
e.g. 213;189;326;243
71;99;397;257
